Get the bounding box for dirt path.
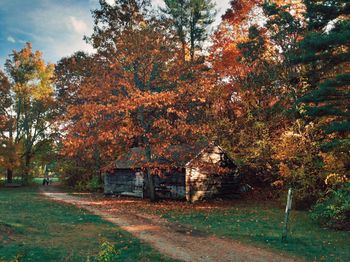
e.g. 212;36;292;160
39;185;296;262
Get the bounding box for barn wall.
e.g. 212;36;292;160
105;169;185;200
186;167;240;202
143;170;185;200
154;170;186;200
104;169;143;197
185;146;239;202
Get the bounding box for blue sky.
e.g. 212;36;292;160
0;0;230;65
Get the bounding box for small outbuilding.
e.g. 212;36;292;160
103;145;241;202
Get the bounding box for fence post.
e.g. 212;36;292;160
282;188;293;242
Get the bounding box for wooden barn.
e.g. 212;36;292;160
103;145;242;202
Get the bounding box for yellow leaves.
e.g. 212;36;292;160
9;43;55;102
32;82;54;101
320;151;349;178
271;179;284;188
325;173;349;186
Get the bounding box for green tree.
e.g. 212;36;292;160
4;43;57;184
296;0;350;153
161;0;216;62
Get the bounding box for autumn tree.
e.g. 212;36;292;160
4;43;57;184
86;0;151;61
60;0;152;188
55;51;95;113
0;69;19;183
207;0;313;194
60;0;211;200
207;1;277;167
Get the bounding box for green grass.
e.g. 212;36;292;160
0;177;59;185
159;201;350;261
0;187;174;261
31;177;59;184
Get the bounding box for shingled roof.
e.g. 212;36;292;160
103;143;236;173
106;144;206;170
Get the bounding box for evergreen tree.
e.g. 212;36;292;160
161;0;216;62
297;0;350;152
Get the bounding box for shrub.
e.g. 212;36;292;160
96;240;119;262
311;183;350;230
272;122;327;209
74;176;103;192
86;176;103;192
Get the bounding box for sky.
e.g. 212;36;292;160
0;0;230;65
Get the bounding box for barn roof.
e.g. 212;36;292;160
103;143;235;172
108;144;203;170
186;145;236;174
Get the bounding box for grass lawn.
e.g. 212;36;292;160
0;177;59;185
158;200;350;262
0;186;174;261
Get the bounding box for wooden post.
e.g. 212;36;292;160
282;188;293;242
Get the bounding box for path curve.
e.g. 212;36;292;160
39;186;296;262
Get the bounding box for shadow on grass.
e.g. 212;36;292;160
0;186;174;261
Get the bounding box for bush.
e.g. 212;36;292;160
75;176;103;192
86;176;103;192
311;183;350;230
96;240;119;262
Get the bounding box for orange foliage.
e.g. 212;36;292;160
60;21;210;168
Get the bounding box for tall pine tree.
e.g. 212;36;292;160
297;0;350;152
161;0;216;62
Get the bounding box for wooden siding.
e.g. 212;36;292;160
186;146;240;202
186;167;240;202
105;169;186;200
154;171;185;200
104;169;143;197
104;145;240;202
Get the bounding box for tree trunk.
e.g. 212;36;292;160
145;144;157;202
7;169;13;184
147;171;156;202
137;106;157;202
190;15;195;63
190;40;195;63
23;153;31;185
181;39;186;63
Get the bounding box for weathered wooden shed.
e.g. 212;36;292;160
185;145;240;202
103;145;241;202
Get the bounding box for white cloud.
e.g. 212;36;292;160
7;36;16;43
105;0;115;6
21;2;96;62
70;16;89;34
